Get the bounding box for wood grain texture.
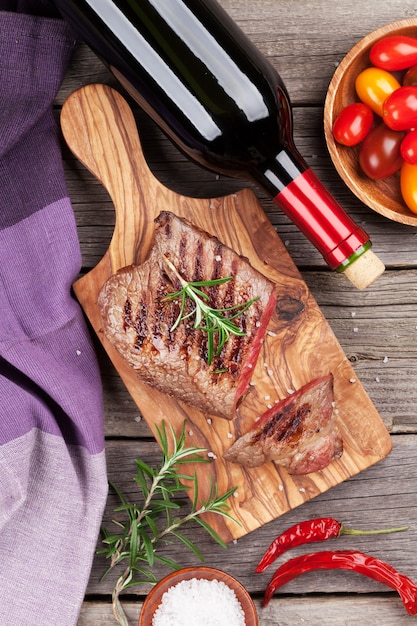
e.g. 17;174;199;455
61;84;391;542
78;595;417;626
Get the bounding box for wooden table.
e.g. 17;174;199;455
55;1;417;624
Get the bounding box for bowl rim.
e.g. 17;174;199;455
324;18;417;227
138;566;258;626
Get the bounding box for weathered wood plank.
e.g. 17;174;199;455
86;435;416;598
78;595;416;626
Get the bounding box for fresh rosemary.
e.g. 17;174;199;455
98;421;238;626
161;255;259;365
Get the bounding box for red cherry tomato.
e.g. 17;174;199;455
370;35;417;71
332;103;374;146
359;123;404;179
400;161;417;213
403;64;417;86
383;86;417;130
355;67;401;116
400;129;417;164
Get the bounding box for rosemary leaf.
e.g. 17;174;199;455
100;420;239;625
161;255;259;365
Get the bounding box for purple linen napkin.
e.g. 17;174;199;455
0;2;108;624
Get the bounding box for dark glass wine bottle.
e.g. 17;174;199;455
54;0;384;288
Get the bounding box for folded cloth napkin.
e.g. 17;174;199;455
0;2;108;625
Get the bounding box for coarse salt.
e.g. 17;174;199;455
152;577;246;626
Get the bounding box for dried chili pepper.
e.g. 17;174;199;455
256;517;408;573
263;550;417;615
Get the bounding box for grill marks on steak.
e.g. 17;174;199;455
223;374;344;474
98;211;276;419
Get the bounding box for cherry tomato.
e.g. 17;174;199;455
355;67;401;117
403;64;417;86
400;161;417;213
332;102;374;146
370;35;417;71
383;86;417;130
359;123;404;179
400;129;417;164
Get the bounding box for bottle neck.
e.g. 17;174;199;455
255;149;370;271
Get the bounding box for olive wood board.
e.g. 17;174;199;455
61;84;392;542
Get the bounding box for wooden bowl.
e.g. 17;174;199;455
324;19;417;226
139;566;258;625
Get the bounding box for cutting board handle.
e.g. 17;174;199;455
61;84;164;269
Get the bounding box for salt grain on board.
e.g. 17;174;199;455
152;578;246;626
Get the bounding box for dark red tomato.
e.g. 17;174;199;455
359;123;404;179
370;35;417;71
383;86;417;130
400;129;417;164
332;103;374;146
403;64;417;86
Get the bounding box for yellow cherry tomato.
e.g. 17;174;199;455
355;67;401;117
400;161;417;214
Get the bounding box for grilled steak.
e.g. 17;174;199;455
98;211;276;419
223;374;343;473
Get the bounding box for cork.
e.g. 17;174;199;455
342;249;385;289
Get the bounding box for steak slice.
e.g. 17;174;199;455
223;374;343;473
98;211;276;419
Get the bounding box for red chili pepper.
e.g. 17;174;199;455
263;550;417;615
255;517;408;573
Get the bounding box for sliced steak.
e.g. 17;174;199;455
223;374;343;473
98;211;276;419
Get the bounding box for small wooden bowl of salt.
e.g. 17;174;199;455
139;566;258;626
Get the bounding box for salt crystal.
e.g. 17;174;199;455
76;349;82;356
267;369;273;376
353;327;359;333
299;487;306;493
207;418;212;425
349;378;356;384
227;432;233;439
287;388;295;394
351;311;356;318
152;578;246;626
215;255;222;262
267;330;277;337
207;451;217;460
264;395;271;401
278;484;284;491
375;377;380;383
383;356;389;363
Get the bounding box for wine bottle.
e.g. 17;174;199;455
54;0;384;288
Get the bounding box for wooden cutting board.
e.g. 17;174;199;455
61;84;392;542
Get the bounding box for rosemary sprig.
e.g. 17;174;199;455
161;255;259;365
98;421;239;626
